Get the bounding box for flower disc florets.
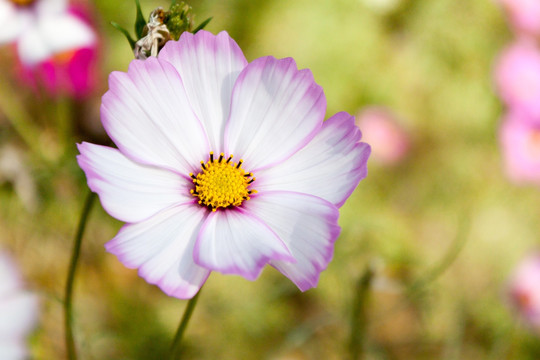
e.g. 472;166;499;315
190;152;256;211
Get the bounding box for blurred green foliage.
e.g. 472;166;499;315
2;0;540;359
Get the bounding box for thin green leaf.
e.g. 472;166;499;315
110;21;136;49
193;17;212;34
134;0;146;38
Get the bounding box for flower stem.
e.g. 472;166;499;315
169;289;202;359
55;96;73;157
408;212;470;294
348;266;374;360
64;191;96;360
371;211;471;328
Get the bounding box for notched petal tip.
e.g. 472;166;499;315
163;29;236;59
225;53;326;170
141;267;208;300
105;205;211;299
240;191;340;291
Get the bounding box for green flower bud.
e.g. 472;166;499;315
165;2;195;40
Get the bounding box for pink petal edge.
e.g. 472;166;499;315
243;190;341;291
224;55;326;172
105;203;211;299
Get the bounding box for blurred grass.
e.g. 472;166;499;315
2;0;540;359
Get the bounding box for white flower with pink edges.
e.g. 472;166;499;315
77;30;370;299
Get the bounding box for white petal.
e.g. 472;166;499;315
159;30;248;151
0;292;38;337
106;204;210;299
242;191;340;291
225;56;326;171
256;112;371;207
101;57;210;175
0;253;22;298
16;25;50;66
35;0;66;15
195;209;294;280
38;12;95;54
0;2;30;44
0;339;28;360
77;142;193;223
16;12;94;66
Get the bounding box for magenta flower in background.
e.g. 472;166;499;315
494;40;540;119
508;253;540;330
355;106;409;166
499;111;540;184
0;0;97;98
77;30;370;299
499;0;540;36
0;252;38;360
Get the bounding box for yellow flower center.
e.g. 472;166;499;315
10;0;36;6
190;152;256;211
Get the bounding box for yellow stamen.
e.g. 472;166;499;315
191;153;256;211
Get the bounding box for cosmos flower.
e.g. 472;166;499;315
507;253;540;330
0;0;97;97
499;0;540;36
0;251;38;360
77;30;370;299
499;111;540;184
355;106;410;166
494;40;540;119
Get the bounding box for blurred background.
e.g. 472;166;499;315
2;0;540;359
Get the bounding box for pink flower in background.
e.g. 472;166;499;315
508;253;540;329
77;30;370;299
494;41;540;119
499;0;540;36
355;107;409;166
0;252;38;360
0;0;98;98
499;112;540;184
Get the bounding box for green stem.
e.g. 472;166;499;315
64;191;96;360
409;212;470;295
168;289;202;359
371;212;471;329
348;266;374;360
55;96;73;157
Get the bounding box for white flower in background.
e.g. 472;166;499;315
0;0;95;66
0;144;38;212
0;251;38;360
